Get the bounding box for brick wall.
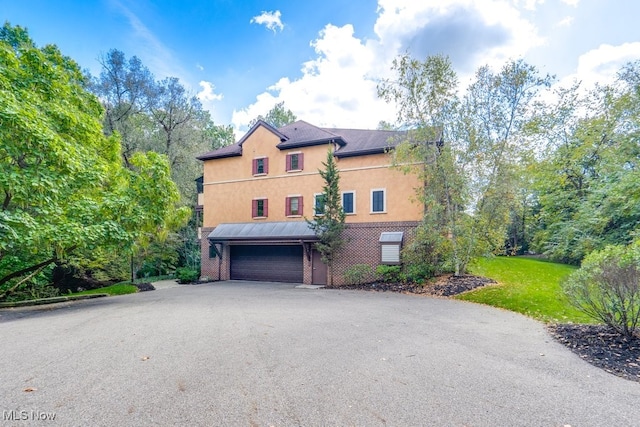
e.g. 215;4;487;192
330;221;420;286
200;221;420;285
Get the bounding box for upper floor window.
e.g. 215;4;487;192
286;153;304;172
314;193;325;216
342;191;355;214
371;189;386;213
286;196;303;216
252;198;268;218
252;157;268;175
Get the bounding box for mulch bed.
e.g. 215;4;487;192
328;274;496;296
547;324;640;382
329;274;640;383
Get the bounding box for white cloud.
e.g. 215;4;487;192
556;16;574;27
561;0;579;6
196;63;204;71
232;24;396;131
566;42;640;88
250;10;284;33
197;81;223;102
233;0;547;133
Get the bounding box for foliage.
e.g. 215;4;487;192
378;54;551;276
176;267;199;284
307;150;346;286
90;49;234;203
343;264;375;285
376;265;402;283
562;243;640;339
458;257;591;323
528;63;640;264
249;101;297;128
0;24;186;300
401;262;434;284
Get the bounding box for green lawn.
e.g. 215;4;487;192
458;256;594;324
72;283;138;296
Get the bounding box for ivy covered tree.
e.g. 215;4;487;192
307;149;346;286
0;23;188;300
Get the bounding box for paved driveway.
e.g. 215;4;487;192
1;281;639;426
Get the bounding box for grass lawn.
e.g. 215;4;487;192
72;283;138;296
458;256;595;324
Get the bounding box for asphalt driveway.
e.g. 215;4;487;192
1;281;639;426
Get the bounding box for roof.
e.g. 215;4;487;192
197;119;413;161
379;231;404;243
196;120;288;161
208;221;318;242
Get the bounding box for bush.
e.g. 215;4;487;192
563;243;640;339
402;263;434;284
176;267;199;284
344;264;375;285
376;265;402;283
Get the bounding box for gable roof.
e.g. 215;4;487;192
196;120;288;161
197;119;412;161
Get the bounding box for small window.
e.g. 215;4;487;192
252;157;268;175
342;191;355;214
252;198;268;218
286;196;303;216
286;153;304;171
314;194;325;216
371;189;386;213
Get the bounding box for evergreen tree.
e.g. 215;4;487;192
307;149;346;285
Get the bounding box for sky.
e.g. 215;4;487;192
4;0;640;137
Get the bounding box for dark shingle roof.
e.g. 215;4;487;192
196;119;411;161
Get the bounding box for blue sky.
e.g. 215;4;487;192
4;0;640;135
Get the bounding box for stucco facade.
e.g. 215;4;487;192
197;120;423;285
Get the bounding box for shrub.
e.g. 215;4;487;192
344;264;375;285
176;267;199;284
563;243;640;339
402;263;434;284
376;265;402;283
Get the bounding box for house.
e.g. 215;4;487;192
196;120;423;285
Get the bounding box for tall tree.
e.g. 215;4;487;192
378;54;551;275
307;149;346;286
0;23;187;299
529;62;640;263
249;101;297;128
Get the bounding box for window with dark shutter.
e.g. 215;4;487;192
252;198;267;218
286;153;303;171
286;196;303;216
253;157;268;175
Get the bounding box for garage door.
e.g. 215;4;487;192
230;245;303;283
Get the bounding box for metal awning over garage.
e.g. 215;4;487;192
207;221;319;243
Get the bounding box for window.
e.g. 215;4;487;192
252;157;268;175
342;191;355;214
286;153;304;172
286;196;303;216
314;194;325;216
252;198;268;218
371;189;386;213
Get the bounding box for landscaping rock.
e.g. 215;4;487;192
134;282;155;292
328;274;496;296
